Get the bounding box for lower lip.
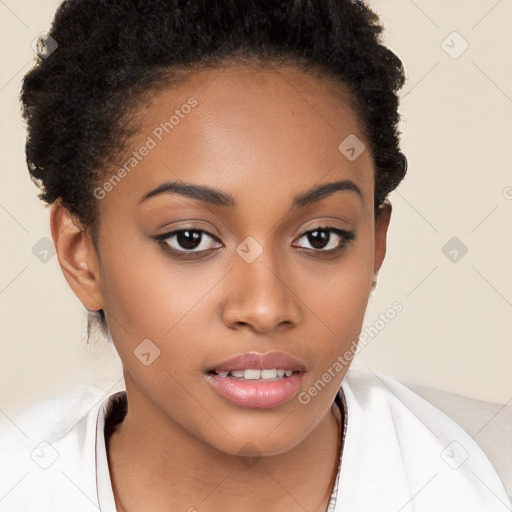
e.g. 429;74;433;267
206;372;304;409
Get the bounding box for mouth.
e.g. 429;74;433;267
208;368;299;382
206;350;307;374
205;351;306;408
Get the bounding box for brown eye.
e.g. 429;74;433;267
294;226;355;252
155;227;222;254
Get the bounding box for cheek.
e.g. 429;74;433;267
301;230;374;344
98;231;220;336
97;233;233;391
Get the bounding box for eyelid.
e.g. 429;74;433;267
294;224;355;250
154;225;221;245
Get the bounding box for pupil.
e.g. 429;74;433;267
177;230;201;250
309;229;329;249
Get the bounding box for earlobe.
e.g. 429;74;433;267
49;201;104;312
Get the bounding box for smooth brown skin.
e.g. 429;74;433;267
50;65;391;511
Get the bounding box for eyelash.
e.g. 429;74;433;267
154;224;355;259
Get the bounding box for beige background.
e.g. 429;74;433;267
1;0;511;415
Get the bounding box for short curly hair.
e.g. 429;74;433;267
20;0;408;340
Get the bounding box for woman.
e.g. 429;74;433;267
2;0;510;510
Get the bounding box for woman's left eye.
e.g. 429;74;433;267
293;226;355;252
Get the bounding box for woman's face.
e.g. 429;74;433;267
58;65;390;456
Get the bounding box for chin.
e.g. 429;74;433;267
197;412;314;459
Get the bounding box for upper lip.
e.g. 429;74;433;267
208;351;307;373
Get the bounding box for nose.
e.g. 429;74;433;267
221;242;302;333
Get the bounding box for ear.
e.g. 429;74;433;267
373;200;392;278
49;201;104;312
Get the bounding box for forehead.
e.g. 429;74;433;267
98;64;374;215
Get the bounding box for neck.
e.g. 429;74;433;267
107;379;342;512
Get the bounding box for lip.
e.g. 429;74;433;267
207;351;307;373
205;351;306;409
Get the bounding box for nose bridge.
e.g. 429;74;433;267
222;236;301;332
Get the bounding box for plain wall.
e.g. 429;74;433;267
1;0;511;415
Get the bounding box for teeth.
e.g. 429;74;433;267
215;368;295;380
244;369;261;379
260;369;277;379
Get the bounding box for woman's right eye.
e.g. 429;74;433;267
154;228;223;255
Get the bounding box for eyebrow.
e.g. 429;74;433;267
136;179;363;209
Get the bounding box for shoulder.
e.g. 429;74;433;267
336;369;511;511
0;383;122;511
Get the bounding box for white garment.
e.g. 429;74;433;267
0;369;510;511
